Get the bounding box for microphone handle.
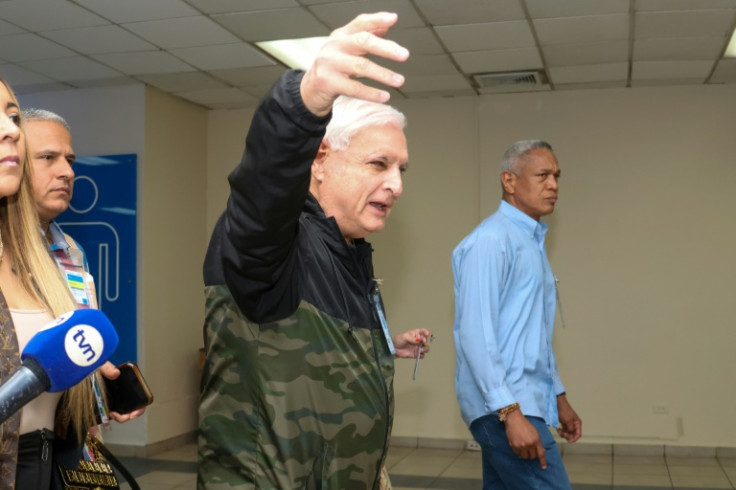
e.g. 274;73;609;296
0;358;51;424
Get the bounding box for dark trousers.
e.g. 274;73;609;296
17;429;54;489
469;414;571;490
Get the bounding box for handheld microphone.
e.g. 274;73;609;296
0;309;118;424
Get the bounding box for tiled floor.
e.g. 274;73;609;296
114;442;736;489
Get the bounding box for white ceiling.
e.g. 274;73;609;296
1;0;735;109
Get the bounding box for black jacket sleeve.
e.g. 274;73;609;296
217;70;330;321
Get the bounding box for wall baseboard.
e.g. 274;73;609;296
103;431;197;458
390;436;736;459
103;433;736;460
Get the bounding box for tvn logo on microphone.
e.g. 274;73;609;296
65;326;104;366
48;311;106;367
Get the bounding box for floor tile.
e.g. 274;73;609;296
569;472;613;485
614;463;669;476
613;473;672;486
615;455;667;466
668;464;728;477
110;442;736;490
669;474;732;488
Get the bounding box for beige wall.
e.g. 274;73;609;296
138;86;208;446
206;83;736;449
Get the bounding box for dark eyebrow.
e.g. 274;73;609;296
5;102;19;111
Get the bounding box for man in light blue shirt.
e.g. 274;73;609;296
452;140;581;489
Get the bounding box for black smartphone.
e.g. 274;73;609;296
104;362;154;414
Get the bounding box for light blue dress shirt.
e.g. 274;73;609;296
453;200;565;428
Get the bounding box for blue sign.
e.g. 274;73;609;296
58;154;137;365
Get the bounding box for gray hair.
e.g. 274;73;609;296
20;108;71;132
501;139;553;175
324;96;406;151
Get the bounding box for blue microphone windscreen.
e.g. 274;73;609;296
21;309;119;392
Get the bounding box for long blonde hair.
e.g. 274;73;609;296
1;77;97;441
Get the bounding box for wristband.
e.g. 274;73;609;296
498;402;520;422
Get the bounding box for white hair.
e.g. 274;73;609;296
324;96;406;151
21;107;71;132
501;140;553;175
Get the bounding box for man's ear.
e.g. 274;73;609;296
311;140;331;183
501;170;516;194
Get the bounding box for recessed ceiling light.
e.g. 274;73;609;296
256;37;329;70
725;28;736;58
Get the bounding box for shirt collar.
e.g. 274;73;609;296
45;220;70;252
499;200;548;241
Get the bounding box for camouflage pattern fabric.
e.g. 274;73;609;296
198;285;395;489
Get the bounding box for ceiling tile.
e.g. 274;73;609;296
43;25;157;55
13;82;73;96
74;0;200;23
453;47;543;73
634;37;726;61
92;51;195;75
631;60;715;80
636;0;736;11
0;63;53;85
549;62;628;84
413;0;525;25
123;16;241;49
384;54;458;76
69;76;139;89
526;0;629;19
135;71;227;92
20;56;123;81
174;87;257;108
390;28;445;56
0;33;76;62
542;41;629;67
435;21;535;52
0;18;24;35
534;14;629;45
1;0;733;109
555;80;627;90
635;10;736;39
309;0;425;29
0;0;108;31
400;73;472;92
183;0;298;14
169;43;275;70
209;65;287;86
238;83;271;98
630;78;705;86
212;8;328;42
709;58;736;82
298;0;360;4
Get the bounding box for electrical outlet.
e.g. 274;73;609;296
652;404;669;415
465;440;481;451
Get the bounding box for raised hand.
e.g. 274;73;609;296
300;12;410;116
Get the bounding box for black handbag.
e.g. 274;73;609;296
55;433;140;490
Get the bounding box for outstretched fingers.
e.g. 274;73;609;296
300;12;409;115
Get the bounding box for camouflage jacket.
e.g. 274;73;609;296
199;70;395;489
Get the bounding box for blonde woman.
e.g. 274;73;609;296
0;77;136;489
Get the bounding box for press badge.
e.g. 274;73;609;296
54;249;93;308
372;287;396;355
